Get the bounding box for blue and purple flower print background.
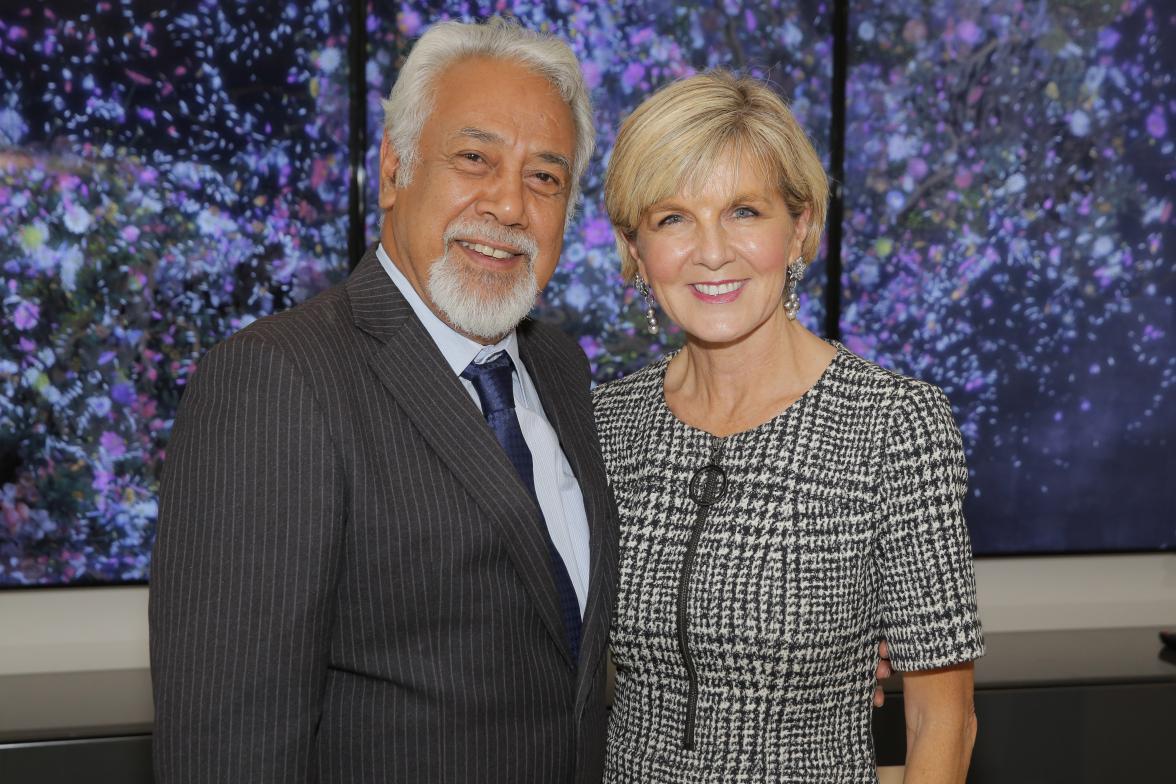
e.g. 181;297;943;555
0;2;352;585
842;0;1174;552
0;1;1172;586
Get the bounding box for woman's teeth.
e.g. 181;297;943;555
692;281;743;296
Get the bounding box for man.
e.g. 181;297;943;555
150;19;614;783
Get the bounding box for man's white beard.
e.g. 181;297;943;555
427;222;540;341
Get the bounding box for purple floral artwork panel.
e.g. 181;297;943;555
842;0;1175;553
0;2;351;586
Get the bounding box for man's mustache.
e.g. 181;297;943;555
442;218;538;265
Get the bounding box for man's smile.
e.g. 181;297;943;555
455;239;522;260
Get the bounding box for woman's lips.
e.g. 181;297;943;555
689;279;746;303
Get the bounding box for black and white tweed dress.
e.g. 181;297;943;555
592;341;985;783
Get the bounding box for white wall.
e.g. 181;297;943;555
1;554;1174;676
974;553;1176;632
0;585;148;676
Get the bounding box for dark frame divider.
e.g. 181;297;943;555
825;0;848;341
347;0;369;271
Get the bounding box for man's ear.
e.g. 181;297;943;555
378;132;400;211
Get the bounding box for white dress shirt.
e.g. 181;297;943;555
376;244;590;614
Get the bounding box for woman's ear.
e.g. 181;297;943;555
624;232;646;280
793;207;812;257
378;132;401;211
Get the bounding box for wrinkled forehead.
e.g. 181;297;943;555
430;57;576;149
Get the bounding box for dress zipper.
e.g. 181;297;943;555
676;436;727;751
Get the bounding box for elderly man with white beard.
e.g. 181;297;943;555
149;18;617;784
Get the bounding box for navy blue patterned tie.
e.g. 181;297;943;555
461;352;582;662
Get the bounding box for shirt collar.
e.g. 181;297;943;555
375;242;525;390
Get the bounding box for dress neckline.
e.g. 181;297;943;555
654;339;847;442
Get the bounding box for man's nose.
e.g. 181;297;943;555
475;171;528;228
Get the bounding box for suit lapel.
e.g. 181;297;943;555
518;325;617;711
348;248;573;667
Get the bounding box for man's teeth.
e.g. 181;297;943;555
458;240;514;259
692;281;743;296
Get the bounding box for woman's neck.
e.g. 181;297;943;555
664;310;835;436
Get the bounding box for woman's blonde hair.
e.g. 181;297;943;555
604;71;828;281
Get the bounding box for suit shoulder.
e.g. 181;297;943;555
524;318;583;355
194;278;359;402
236;280;350;342
212;279;351;358
520;319;592;378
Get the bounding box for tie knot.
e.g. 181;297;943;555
461;352;516;415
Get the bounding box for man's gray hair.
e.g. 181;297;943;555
381;17;595;224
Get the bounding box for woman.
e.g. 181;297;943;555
592;71;985;782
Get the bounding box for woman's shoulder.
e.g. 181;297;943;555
828;342;953;410
590;357;669;459
590;356;669;413
827;344;963;467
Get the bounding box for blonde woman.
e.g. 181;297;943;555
592;71;984;782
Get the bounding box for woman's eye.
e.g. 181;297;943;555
733;206;758;218
657;214;682;227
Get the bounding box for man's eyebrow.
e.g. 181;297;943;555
538;152;572;174
456;127;571;174
456;127;505;145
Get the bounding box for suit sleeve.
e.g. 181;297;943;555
150;335;346;782
876;382;985;671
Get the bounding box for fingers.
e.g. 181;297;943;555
873;639;892;709
875;639;891;679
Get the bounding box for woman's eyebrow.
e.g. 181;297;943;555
727;192;770;205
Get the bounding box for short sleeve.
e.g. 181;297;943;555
876;382;985;671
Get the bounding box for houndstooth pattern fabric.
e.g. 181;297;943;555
591;341;985;783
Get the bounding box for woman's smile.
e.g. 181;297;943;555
688;279;747;303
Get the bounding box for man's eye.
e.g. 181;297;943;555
460;152;485;164
533;171;561;186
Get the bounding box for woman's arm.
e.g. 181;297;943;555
901;661;977;783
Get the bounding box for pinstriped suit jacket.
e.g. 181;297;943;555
149;246;618;783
